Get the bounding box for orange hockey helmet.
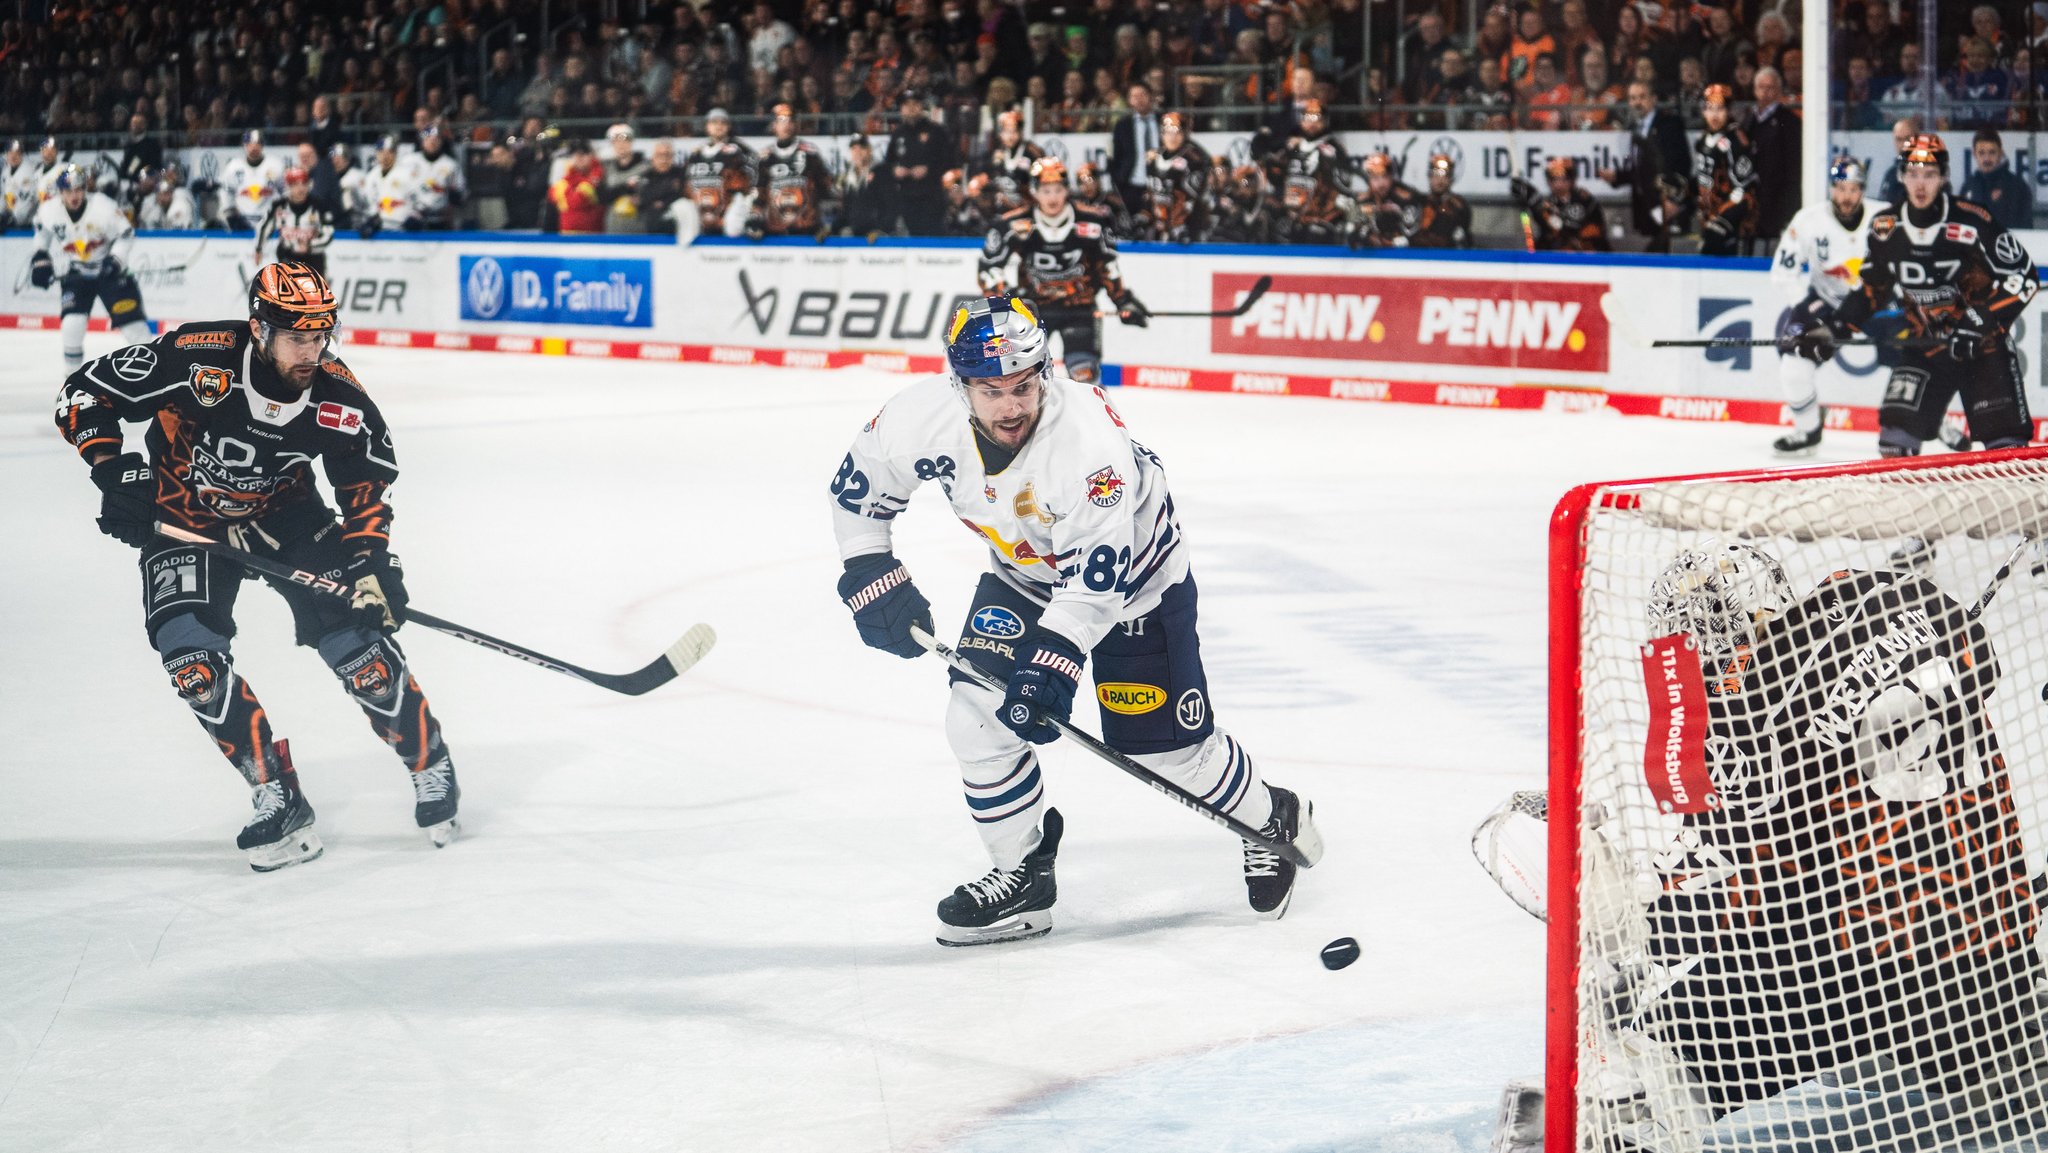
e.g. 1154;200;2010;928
250;262;338;333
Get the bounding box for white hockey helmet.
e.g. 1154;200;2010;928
1646;543;1792;662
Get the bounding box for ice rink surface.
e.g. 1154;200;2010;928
0;328;1895;1152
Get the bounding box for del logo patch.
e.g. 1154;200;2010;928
1086;466;1125;508
317;402;365;434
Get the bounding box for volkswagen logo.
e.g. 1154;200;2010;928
466;257;505;319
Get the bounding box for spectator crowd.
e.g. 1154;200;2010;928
0;0;2040;248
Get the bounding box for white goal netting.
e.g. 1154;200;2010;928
1558;451;2048;1153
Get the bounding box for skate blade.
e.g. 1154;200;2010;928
248;829;324;873
1772;443;1819;458
936;910;1052;947
1253;888;1294;921
425;818;459;848
1291;800;1325;868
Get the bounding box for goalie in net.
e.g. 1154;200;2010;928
1477;541;2046;1150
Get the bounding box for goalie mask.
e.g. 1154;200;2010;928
1647;543;1792;665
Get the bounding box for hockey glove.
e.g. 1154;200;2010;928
344;550;409;631
1700;214;1734;247
1116;297;1150;328
1790;320;1840;365
88;452;155;548
30;251;54;289
999;630;1085;744
1947;308;1991;361
744;215;766;241
838;552;933;660
357;214;383;238
1507;175;1539;210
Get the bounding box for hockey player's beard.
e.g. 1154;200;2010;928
977;409;1039;449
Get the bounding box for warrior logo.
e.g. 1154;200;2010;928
1085;466;1125;508
190;365;234;406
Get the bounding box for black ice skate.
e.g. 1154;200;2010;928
1243;785;1322;920
411;755;460;847
237;741;322;873
936;808;1062;947
1771;421;1823;456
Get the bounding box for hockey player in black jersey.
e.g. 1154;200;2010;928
747;103;833;240
1614;544;2043;1141
1817;134;2039;460
54;262;461;871
1348;152;1425;248
977;158;1149;384
1411;153;1473;249
251;167;336;277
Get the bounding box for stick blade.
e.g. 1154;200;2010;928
591;623;718;695
1598;292;1645;349
663;623;718;676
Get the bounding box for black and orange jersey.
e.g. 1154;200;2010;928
1413;189;1473;248
1693;126;1758;235
1354;180;1426;248
978;141;1044;213
1529;187;1610;252
55;321;397;544
755;139;832;234
1140;140;1213;243
1279;135;1351;228
977;203;1133;313
255;198;336;261
686;140;755;233
1837;193;2040;351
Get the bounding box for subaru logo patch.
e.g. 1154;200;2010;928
971;605;1025;638
465;256;505;319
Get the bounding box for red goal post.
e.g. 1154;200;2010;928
1545;446;2048;1153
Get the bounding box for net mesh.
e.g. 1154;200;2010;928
1567;454;2048;1153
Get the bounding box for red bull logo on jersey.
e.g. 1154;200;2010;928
1086;466;1124;508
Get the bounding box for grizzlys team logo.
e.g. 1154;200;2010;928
167;653;221;704
971;605;1026;638
348;655;395;699
1086;466;1125;508
176;330;238;350
190;365;234;406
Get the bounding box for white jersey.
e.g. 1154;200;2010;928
137;188;199;229
1771;197;1889;308
412;151;464;222
3;159;39;225
34;161;65;207
34;192;135;278
220;152;287;229
337;167;375;223
362;157;426;227
832;373;1188;651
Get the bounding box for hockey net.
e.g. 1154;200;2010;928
1547;447;2048;1153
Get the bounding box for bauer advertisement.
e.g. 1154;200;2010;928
3;233;2045;433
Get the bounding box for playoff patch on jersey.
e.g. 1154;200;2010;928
1086;466;1125;508
190;365;234;406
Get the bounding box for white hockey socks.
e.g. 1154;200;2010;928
1778;354;1822;434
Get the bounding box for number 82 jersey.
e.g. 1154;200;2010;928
830;373;1187;651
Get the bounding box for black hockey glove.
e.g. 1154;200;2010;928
1700;214;1734;246
30;251;55;289
1116;297;1149;328
1507;175;1539;210
88;452;155;548
357;213;383;238
999;630;1085;744
744;214;766;241
1790;319;1840;365
344;550;409;631
838;552;932;660
1947;309;1991;361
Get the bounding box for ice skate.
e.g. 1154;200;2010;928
237;742;322;873
1244;785;1321;919
1771;418;1823;456
936;808;1061;946
411;754;460;847
1889;535;1935;570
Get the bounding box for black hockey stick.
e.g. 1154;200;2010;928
154;523;715;695
1967;535;2035;621
1600;292;1941;350
1101;275;1273;320
910;626;1319;868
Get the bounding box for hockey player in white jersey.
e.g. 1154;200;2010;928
136;165;199;229
360;135;426;233
3;138;38;226
1768;159;1886;455
219;129;287;232
410;124;465;229
31;164;153;374
832;296;1323;946
29;136;62;209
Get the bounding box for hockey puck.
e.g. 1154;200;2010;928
1320;937;1360;970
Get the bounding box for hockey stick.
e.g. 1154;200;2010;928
153;523;716;695
1098;274;1272;321
909;625;1318;868
1598;292;1940;351
1966;535;2035;621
